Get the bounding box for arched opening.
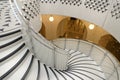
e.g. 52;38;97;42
57;17;87;40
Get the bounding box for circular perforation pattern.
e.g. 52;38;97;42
84;0;110;13
111;3;120;19
40;0;57;4
22;0;40;21
60;0;82;6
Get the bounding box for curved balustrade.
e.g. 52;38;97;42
12;0;69;70
29;27;69;70
52;38;120;80
0;0;120;80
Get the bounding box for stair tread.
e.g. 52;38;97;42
0;48;28;76
39;63;48;80
0;42;24;59
0;34;22;46
7;53;33;80
0;29;21;38
25;58;38;80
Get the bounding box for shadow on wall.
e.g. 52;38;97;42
39;23;46;37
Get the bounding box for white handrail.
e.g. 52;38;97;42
52;38;120;80
11;0;69;70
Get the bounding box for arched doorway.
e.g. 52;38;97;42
57;17;87;40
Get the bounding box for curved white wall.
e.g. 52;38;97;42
40;0;120;42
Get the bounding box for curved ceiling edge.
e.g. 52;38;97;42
39;0;120;42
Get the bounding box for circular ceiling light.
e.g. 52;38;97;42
49;16;54;22
89;24;95;30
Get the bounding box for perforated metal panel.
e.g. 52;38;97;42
84;0;110;13
22;0;40;21
60;0;82;6
40;0;57;4
111;3;120;19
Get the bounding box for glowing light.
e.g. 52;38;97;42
89;24;95;30
49;16;54;22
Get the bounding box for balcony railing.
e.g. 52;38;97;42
52;38;120;80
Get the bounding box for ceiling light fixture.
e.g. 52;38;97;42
49;16;54;22
89;24;95;30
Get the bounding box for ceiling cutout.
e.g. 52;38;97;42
22;0;40;21
84;0;110;13
111;3;120;19
60;0;82;6
40;0;57;4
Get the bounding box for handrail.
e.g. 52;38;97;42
52;38;120;62
52;38;120;80
11;0;69;70
11;0;64;55
30;27;69;55
10;0;54;52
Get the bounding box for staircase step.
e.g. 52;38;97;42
37;60;40;80
0;49;29;80
69;69;105;80
62;71;84;80
66;70;92;80
0;36;22;49
49;67;59;80
58;71;74;80
54;69;67;80
0;34;22;48
39;63;48;80
0;41;24;59
0;43;25;62
0;29;21;38
25;58;38;80
47;67;58;80
0;29;22;41
21;55;34;80
6;53;33;80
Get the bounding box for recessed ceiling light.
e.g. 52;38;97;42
89;24;95;30
49;16;54;22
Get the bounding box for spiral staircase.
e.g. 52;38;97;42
0;0;120;80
